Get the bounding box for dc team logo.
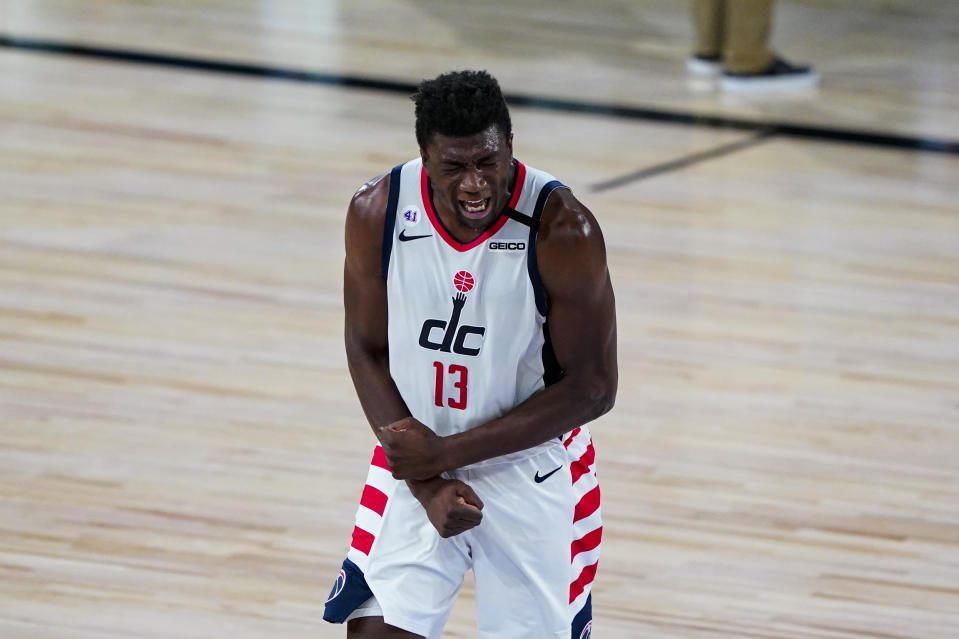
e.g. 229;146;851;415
402;206;419;224
580;621;593;639
418;271;486;356
326;569;346;603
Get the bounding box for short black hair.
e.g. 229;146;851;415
412;70;512;150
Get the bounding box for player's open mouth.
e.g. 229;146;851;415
459;198;491;219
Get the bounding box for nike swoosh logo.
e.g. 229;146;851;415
534;465;562;483
398;230;432;242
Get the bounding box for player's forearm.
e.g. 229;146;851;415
345;343;411;434
442;371;616;469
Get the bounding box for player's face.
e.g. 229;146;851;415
421;125;514;236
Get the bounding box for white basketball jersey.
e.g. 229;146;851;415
382;158;568;467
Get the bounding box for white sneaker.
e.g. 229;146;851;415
686;55;723;77
721;57;819;93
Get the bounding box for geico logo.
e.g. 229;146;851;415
488;242;526;250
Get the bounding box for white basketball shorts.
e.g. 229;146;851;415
323;426;601;639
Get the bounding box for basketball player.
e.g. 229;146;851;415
324;70;617;639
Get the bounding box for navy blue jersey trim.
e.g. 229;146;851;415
571;593;593;638
542;320;564;387
381;163;403;281
323;557;375;624
528;180;566;388
527;180;565;316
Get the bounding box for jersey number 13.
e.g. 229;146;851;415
433;361;467;410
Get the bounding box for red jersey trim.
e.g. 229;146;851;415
420;160;527;253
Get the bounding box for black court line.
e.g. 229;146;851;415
590;129;776;192
0;35;418;93
3;34;959;157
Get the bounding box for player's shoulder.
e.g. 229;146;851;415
537;186;604;251
534;184;608;298
344;170;396;267
348;170;392;227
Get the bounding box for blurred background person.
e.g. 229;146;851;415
688;0;819;92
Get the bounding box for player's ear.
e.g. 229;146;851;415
420;147;429;167
507;133;513;155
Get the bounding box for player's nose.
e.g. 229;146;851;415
460;167;487;193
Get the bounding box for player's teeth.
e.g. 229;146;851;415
464;199;487;212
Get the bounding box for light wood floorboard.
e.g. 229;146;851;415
1;3;958;638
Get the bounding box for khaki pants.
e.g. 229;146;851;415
693;0;774;73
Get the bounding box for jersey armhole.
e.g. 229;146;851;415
526;180;567;316
381;163;404;281
528;180;568;389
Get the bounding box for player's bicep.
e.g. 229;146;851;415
546;266;616;382
343;255;388;355
537;195;617;393
343;180;390;356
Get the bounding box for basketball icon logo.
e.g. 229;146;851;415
453;270;474;293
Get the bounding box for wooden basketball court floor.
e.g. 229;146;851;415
1;1;957;637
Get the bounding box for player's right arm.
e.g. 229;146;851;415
343;173;483;537
343;173;409;431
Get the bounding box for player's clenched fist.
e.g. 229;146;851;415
408;477;484;538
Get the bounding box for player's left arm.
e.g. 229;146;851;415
383;188;617;478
